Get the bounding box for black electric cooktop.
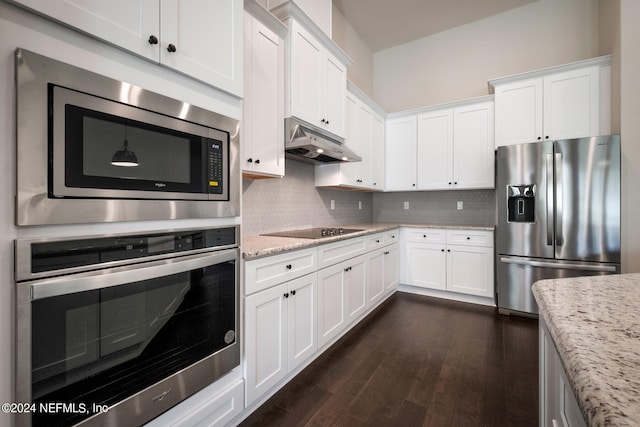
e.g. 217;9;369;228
262;227;364;239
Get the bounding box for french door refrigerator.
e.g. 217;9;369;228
496;135;621;315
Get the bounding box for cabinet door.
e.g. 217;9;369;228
244;283;287;405
385;115;418;191
11;0;160;61
405;242;446;290
340;93;360;185
417;109;453;190
290;21;323;126
494;78;543;147
243;13;284;177
543;66;600;141
371;114;385;190
446;245;494;297
346;256;367;324
317;263;347;348
323;54;347;138
287;274;317;371
160;0;243;95
356;103;373;186
367;249;386;307
384;245;400;294
453;101;495;189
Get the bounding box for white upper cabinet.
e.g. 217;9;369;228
11;0;243;96
289;19;346;137
492;56;611;147
387;97;495;192
452;100;495;189
243;11;286;177
315;84;386;191
385;115;418;191
271;2;350;139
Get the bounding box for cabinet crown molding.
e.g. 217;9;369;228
386;94;494;119
244;0;289;39
271;0;352;66
347;80;387;118
487;54;612;92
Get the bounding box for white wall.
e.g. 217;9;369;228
0;3;242;424
373;0;600;112
620;0;640;273
331;4;374;97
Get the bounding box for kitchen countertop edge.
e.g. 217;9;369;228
532;274;640;427
242;223;494;260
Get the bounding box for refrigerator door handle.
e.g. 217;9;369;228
499;256;617;272
555;152;564;246
546;153;554;246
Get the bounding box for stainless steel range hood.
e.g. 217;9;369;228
285;117;361;164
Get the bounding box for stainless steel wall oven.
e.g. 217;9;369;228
15;48;240;225
15;226;240;426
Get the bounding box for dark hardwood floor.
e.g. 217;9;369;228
240;292;539;427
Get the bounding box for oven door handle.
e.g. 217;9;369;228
28;248;238;300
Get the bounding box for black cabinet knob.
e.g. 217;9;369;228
255;159;260;164
447;249;451;252
467;236;471;240
441;249;445;252
286;264;292;270
148;35;159;45
291;290;296;296
283;292;289;298
167;43;177;53
537;136;542;140
449;182;452;185
247;158;253;163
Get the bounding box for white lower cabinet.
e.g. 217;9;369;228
540;319;586;427
403;228;494;299
243;229;400;411
244;273;317;406
316;254;367;349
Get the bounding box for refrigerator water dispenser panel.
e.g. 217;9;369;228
507;185;536;223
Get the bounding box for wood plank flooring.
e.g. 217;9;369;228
240;292;539;427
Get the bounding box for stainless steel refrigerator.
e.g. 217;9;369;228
496;135;621;315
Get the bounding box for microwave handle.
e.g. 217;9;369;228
27;249;237;300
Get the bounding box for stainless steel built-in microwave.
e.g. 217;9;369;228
15;48;240;226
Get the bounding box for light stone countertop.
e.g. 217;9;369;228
532;274;640;426
242;222;494;260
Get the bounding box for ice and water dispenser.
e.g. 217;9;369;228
507;185;536;223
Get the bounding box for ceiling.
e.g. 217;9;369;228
332;0;540;52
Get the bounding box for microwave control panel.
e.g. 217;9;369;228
207;139;224;194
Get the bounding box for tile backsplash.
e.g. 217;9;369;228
242;159;496;236
373;190;496;226
242;159;373;236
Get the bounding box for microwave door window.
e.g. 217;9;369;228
63;105;205;195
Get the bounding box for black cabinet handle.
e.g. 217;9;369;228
286;264;292;270
537;136;542;140
148;35;159;45
454;182;458;185
291;290;296;296
441;249;445;252
255;159;260;164
447;249;451;252
247;158;253;163
283;292;289;298
167;43;177;53
448;182;452;185
376;239;380;243
384;251;390;255
467;236;471;240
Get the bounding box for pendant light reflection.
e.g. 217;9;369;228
111;122;139;167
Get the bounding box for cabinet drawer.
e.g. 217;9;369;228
404;228;446;244
317;237;367;269
446;230;494;247
367;229;400;250
245;247;317;295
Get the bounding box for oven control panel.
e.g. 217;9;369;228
25;226;238;276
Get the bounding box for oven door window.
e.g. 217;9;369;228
30;260;236;427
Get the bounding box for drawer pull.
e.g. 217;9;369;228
283;292;289;298
286;264;292;270
384;251;390;255
376;239;380;243
291;290;296;296
467;236;471;240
